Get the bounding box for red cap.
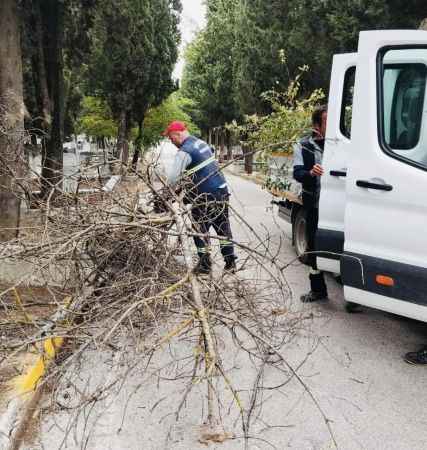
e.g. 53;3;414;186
162;121;187;136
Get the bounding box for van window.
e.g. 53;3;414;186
340;66;356;139
380;48;427;168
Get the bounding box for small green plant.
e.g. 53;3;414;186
228;67;325;161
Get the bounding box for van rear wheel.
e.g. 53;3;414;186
293;208;309;264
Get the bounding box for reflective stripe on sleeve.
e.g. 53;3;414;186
197;247;211;254
185;155;216;176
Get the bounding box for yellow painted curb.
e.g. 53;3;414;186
10;294;72;395
12;337;64;395
1;294;72;450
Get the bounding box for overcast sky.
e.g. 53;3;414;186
173;0;207;80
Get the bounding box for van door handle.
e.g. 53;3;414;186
330;170;347;177
356;180;393;191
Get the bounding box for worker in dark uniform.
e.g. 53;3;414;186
293;105;328;302
162;121;237;274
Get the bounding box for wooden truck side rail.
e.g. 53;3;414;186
268;187;303;205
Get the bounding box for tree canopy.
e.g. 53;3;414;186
182;0;427;130
16;0;182;182
181;0;239;132
77;96;117;140
142;92;200;149
89;0;181;164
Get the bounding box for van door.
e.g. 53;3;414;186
317;53;357;274
343;30;427;322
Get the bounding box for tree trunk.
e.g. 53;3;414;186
124;110;132;167
116;109;128;163
115;109;132;173
419;18;427;30
132;119;143;171
0;0;24;240
219;129;225;161
243;143;253;175
40;0;65;198
214;128;219;158
30;0;51;133
226;130;233;161
116;110;126;160
97;137;105;150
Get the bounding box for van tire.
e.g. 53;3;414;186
292;207;309;264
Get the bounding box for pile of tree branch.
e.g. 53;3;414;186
0;156;336;449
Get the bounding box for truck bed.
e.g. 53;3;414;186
266;152;302;206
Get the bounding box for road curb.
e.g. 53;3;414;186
0;293;72;450
0;336;65;450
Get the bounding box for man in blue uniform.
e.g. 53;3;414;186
162;121;237;274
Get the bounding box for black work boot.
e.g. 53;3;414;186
404;346;427;365
300;273;328;303
224;255;237;273
193;254;212;275
300;291;328;303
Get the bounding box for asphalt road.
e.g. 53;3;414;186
27;173;427;450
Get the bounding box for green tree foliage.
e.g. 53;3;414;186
284;0;425;92
181;0;239;132
232;69;325;158
232;0;290;115
141;92;199;149
183;0;426;127
77;96;117;140
89;0;181;165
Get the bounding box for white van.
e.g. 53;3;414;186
274;30;427;322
